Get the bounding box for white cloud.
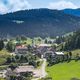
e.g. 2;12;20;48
0;0;31;14
48;1;78;10
0;1;8;14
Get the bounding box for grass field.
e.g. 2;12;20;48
71;49;80;56
46;61;80;80
0;50;10;65
63;49;80;59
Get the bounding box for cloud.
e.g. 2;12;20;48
0;0;31;14
48;0;78;10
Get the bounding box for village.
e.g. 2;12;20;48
0;0;80;79
0;37;64;80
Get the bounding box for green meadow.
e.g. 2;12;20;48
46;61;80;80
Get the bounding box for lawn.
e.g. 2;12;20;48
64;49;80;59
71;49;80;56
0;50;10;65
0;78;5;80
46;61;80;80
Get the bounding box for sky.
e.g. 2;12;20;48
0;0;80;14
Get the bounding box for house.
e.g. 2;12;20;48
44;51;64;64
15;45;28;54
38;44;51;47
6;66;41;79
0;70;7;78
55;52;64;62
44;51;55;58
36;44;52;53
44;51;64;59
32;44;56;58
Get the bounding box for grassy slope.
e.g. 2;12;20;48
0;78;5;80
71;49;80;55
0;50;10;55
0;50;10;65
46;61;80;80
64;49;80;58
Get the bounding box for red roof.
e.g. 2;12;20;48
16;45;27;49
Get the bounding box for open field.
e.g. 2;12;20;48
46;61;80;80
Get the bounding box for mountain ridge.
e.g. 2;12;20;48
0;8;80;38
63;8;80;17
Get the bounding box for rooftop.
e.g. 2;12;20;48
55;52;64;55
14;66;34;73
38;44;51;47
16;45;27;49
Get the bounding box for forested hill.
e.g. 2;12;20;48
61;30;80;51
0;8;80;37
63;8;80;17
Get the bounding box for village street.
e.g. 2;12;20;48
32;58;47;80
41;58;47;78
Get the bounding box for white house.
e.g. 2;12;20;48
0;70;7;78
15;45;28;54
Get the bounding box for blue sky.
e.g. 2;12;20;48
29;0;80;9
0;0;80;14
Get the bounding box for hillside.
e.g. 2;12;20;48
46;61;80;80
63;8;80;17
62;30;80;51
0;9;80;37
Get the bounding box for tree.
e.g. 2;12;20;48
44;39;48;44
20;72;33;80
19;55;27;63
10;75;16;80
11;57;16;63
16;36;21;42
27;45;32;52
51;44;57;50
56;36;64;44
60;44;64;51
15;55;20;60
0;40;4;50
9;63;18;71
29;61;37;68
6;41;15;52
75;53;80;61
24;56;28;62
6;57;12;63
68;51;72;59
64;54;69;61
37;61;41;66
38;37;42;42
63;30;80;51
21;35;27;41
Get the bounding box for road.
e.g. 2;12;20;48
41;58;47;78
32;58;47;80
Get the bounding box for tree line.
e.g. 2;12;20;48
62;30;80;51
46;51;80;66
